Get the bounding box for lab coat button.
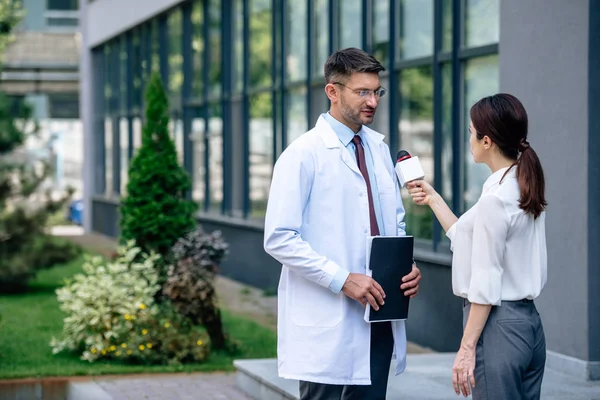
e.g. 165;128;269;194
364;228;368;233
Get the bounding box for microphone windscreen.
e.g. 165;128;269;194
396;150;411;161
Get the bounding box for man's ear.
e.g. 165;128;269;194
324;83;338;102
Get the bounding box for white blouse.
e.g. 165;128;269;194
446;166;547;306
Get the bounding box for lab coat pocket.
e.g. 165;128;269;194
290;277;344;328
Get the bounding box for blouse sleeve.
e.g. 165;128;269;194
446;222;458;251
468;194;510;305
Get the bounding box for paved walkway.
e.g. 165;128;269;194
70;373;252;400
236;355;600;400
70;355;600;400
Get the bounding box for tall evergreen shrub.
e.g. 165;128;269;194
120;72;197;263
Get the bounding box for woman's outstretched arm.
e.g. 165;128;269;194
406;180;458;233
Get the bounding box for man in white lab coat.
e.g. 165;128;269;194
264;48;422;399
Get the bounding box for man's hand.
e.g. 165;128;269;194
400;264;421;298
342;273;386;310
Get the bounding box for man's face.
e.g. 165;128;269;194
336;72;382;128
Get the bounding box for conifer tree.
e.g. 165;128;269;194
120;72;197;264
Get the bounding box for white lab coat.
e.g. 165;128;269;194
264;116;408;385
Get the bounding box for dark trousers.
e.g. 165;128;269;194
299;321;394;400
463;299;546;400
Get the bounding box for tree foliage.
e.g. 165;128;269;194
0;0;23;56
119;72;197;265
0;1;80;291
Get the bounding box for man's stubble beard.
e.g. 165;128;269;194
339;94;375;128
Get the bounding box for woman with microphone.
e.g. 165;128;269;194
408;93;547;399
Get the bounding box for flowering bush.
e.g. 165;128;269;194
115;305;210;365
51;241;210;365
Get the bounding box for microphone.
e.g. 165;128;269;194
394;150;425;187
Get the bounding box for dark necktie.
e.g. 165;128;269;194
351;135;380;236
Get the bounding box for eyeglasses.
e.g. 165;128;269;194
333;82;387;99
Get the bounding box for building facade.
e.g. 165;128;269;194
2;0;82;196
81;0;600;380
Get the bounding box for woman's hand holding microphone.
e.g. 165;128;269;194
406;180;458;234
406;180;436;206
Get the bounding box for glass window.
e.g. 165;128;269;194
48;94;79;119
132;30;143;110
249;0;272;88
192;2;204;98
465;0;499;47
230;100;244;217
209;0;222;97
310;85;329;124
398;66;434;239
47;0;78;11
286;0;307;82
169;118;184;165
369;76;390;140
119;118;129;195
339;0;362;49
233;0;244;92
151;19;160;75
397;0;434;60
208;103;223;213
140;24;151;102
104;118;113;197
372;0;390;66
119;37;127;113
441;63;453;204
94;117;105;194
168;9;183;106
249;92;273;217
463;55;499;209
104;45;113;114
442;0;453;51
191;111;206;205
286;87;308;146
133;117;142;153
313;0;329;77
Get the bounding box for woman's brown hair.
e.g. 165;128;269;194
470;93;547;218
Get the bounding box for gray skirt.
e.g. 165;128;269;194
462;299;546;400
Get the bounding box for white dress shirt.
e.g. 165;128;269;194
446;166;547;306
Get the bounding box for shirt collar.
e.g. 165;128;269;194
322;112;362;147
482;165;516;193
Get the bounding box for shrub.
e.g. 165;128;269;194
0;233;81;293
163;227;229;349
0;1;76;291
0;92;75;291
51;241;210;365
113;304;210;365
119;72;197;268
29;235;82;269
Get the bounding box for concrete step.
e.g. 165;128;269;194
234;359;299;400
235;354;600;400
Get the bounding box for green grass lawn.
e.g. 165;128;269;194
0;256;277;380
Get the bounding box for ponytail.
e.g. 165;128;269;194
516;140;547;219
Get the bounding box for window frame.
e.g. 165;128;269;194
90;0;500;253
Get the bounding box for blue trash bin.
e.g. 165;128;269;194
67;199;84;226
